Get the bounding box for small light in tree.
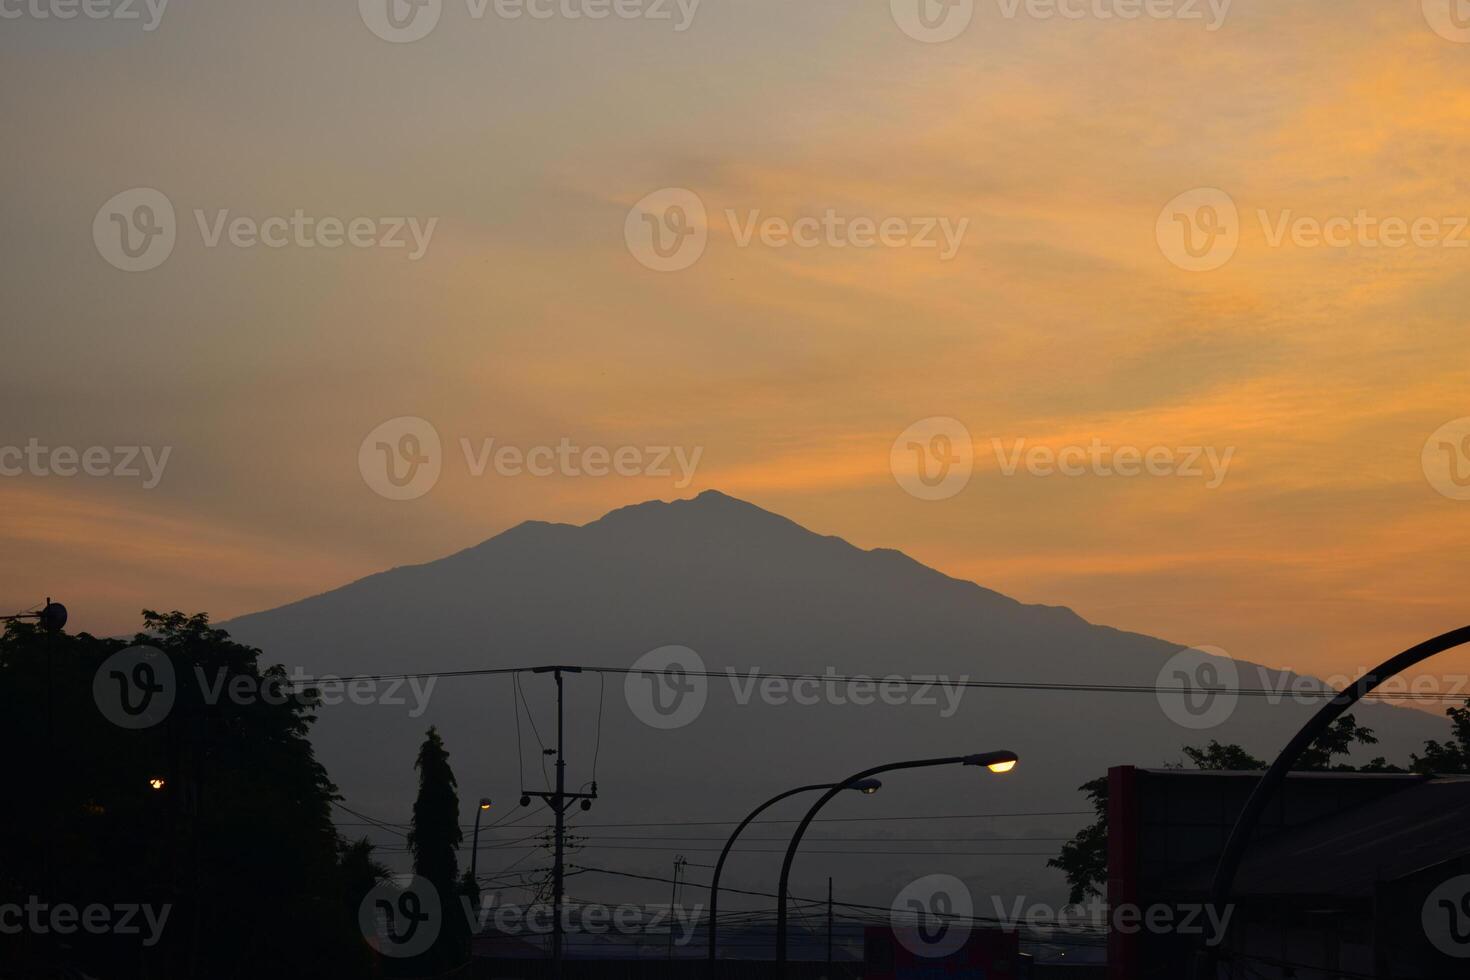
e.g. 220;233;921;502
148;777;166;791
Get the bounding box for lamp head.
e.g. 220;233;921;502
962;750;1019;774
39;601;67;633
849;778;882;795
479;798;492;810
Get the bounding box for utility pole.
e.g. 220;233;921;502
521;666;597;980
826;877;833;979
667;855;686;959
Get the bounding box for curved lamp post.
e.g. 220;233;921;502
707;778;882;964
1193;625;1470;979
469;797;493;882
774;750;1019;971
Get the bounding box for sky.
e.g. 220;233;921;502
2;0;1469;691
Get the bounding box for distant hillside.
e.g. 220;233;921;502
225;491;1449;908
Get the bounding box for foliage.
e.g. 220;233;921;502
1295;714;1381;771
0;611;384;979
1046;777;1108;905
406;726;470;974
1412;701;1470;774
1180;740;1266;771
410;727;463;888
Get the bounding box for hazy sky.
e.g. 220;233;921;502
3;0;1469;687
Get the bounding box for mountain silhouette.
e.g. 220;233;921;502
225;490;1448;908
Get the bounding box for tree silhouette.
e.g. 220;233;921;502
1180;740;1267;770
406;726;469;974
1412;700;1470;773
0;610;384;979
1047;776;1108;904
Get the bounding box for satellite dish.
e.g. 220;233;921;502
38;601;66;633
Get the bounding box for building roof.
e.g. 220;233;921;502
1180;775;1470;899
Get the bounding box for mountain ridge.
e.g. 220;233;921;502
221;490;1449;908
232;489;1087;641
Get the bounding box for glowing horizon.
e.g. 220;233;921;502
3;0;1469;693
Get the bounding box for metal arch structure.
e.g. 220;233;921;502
1195;625;1470;979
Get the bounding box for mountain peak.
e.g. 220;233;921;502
584;489;809;539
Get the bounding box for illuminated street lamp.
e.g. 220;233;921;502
470;797;493;882
708;778;882;964
774;751;1019;972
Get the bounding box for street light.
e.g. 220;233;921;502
707;778;882;964
774;751;1018;972
0;598;67;632
470;797;493;883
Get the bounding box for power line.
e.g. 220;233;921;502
538;810;1093;827
562;844;1063;856
338;824;1073;844
515;672;552;790
419;842;1060;859
332;801;411;839
484;801;550;833
284;663;1470;703
460;832;1073;842
600;835;1071;842
566;865;1108;940
334;809;1090;830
